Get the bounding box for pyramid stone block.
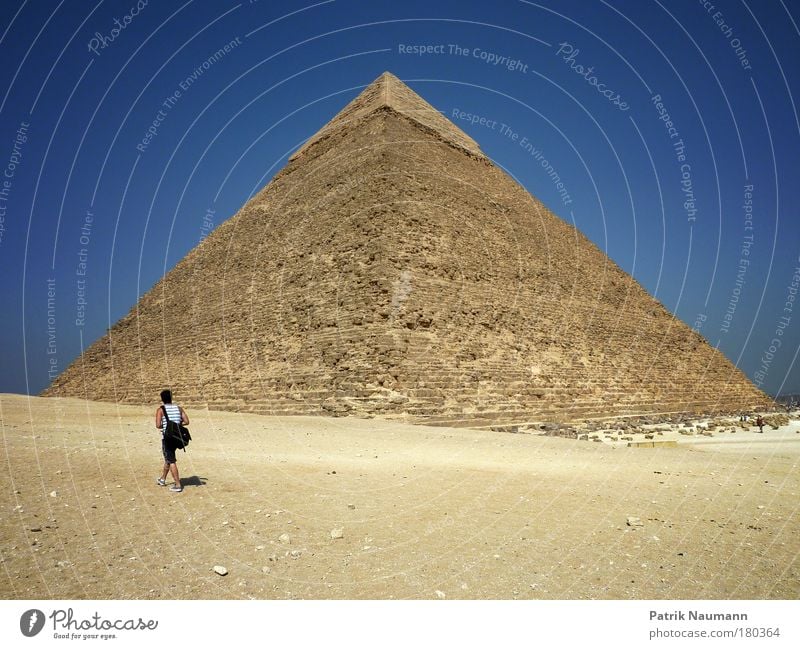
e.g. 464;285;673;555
44;72;772;425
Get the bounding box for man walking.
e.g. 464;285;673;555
155;389;189;492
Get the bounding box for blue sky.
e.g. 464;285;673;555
0;0;798;397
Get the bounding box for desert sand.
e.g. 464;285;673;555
1;394;798;599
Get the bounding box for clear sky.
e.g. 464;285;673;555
0;0;798;397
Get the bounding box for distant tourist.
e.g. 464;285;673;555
755;415;765;434
155;389;190;492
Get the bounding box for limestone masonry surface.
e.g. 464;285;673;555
44;72;772;425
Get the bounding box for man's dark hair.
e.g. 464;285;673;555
160;389;172;404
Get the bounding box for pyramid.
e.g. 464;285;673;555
44;72;772;424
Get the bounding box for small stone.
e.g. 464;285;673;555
213;565;228;576
255;545;265;551
435;590;446;599
49;491;58;498
347;504;355;509
278;533;291;543
289;549;303;559
261;566;271;574
626;517;644;527
330;528;344;540
757;505;765;510
30;527;42;532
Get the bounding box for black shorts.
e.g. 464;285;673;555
162;438;178;464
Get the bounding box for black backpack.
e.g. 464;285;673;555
162;406;191;451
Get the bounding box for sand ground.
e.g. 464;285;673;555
1;394;798;600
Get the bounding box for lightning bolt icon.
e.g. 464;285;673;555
28;611;37;632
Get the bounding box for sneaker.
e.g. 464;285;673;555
169;485;183;492
157;478;166;486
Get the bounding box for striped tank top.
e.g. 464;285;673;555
161;403;182;437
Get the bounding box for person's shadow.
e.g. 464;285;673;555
181;475;207;487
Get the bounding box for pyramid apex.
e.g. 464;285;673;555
290;72;485;161
373;70;401;83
